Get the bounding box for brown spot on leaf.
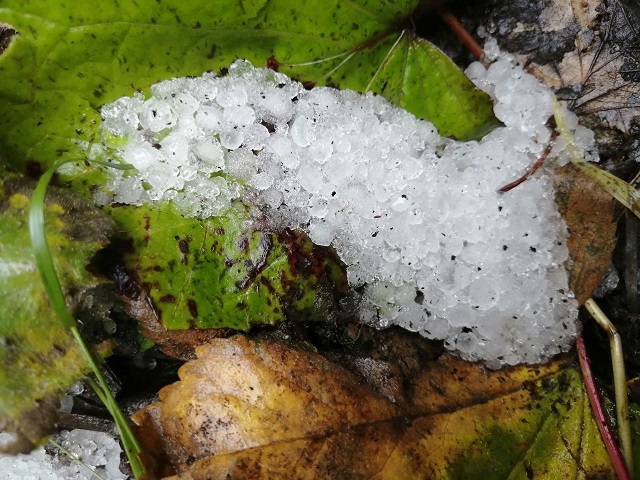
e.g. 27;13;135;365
178;238;190;254
187;299;198;318
235;235;272;289
266;57;280;71
0;24;18;55
259;276;275;294
160;294;176;304
235;235;249;253
178;236;191;265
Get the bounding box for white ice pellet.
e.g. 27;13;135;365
194;105;223;130
139;97;176;132
258;90;295;121
160;132;190;166
216;84;248;107
290;116;314;147
0;430;126;480
250;172;274;191
121;142;157;170
97;45;598;367
242;123;270;150
220;129;244;150
194;138;225;168
223;105;256;126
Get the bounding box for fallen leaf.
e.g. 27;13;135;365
109;202;347;357
132;332;614;479
555;163;618;304
0;175;115;453
0;0;496;190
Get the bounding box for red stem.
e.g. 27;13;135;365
437;8;483;61
499;132;559;193
576;333;631;480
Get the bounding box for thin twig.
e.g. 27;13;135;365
576;334;631;480
584;299;633;477
437;8;483;61
279;50;353;68
625;211;639;316
499;132;558;193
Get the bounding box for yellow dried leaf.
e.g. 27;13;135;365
132;335;614;479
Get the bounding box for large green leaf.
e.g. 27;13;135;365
0;175;114;452
0;0;497;181
111;202;348;331
0;1;499;334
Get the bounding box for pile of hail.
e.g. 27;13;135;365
92;41;598;368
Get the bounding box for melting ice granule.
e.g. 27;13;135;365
0;430;126;480
96;44;599;368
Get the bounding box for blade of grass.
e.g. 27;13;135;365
552;96;640;218
28;161;146;479
28;164;77;328
48;437;108;480
584;298;633;477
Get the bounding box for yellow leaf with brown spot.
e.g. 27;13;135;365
132;334;614;479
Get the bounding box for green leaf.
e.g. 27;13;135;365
0;175;114;452
0;0;497;181
110;201;347;331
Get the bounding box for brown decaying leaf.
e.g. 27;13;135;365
555;163;617;304
132;334;614;479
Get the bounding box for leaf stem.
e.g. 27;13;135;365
313;51;357;85
279;50;352;67
365;30;405;93
28;162;146;479
624;210;639;316
584;299;633;477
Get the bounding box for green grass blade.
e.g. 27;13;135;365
552;97;640;218
28;162;146;478
28;165;76;329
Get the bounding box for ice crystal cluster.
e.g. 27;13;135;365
97;45;597;368
0;430;125;479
